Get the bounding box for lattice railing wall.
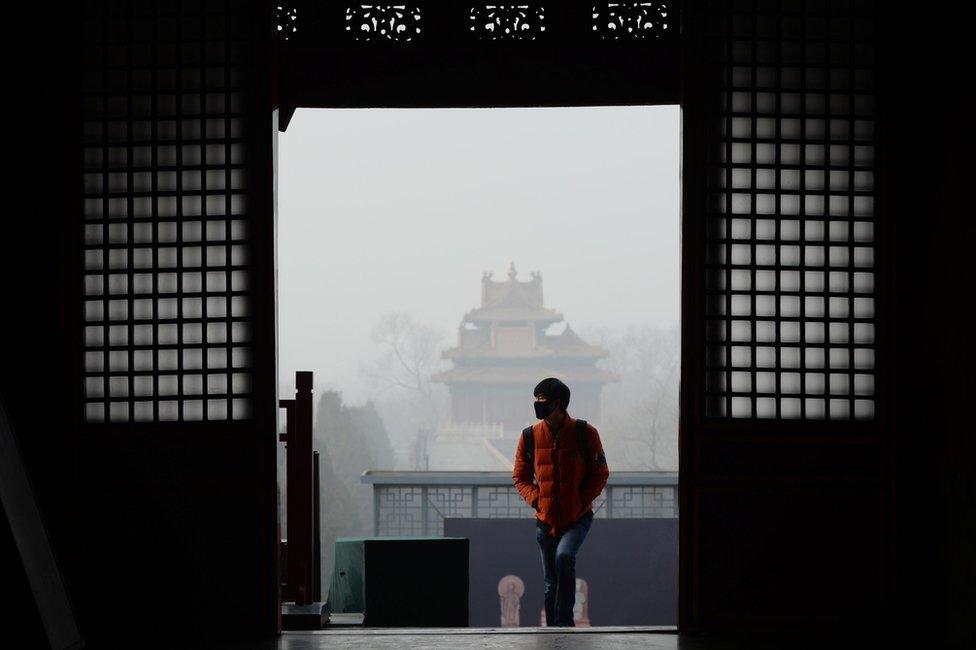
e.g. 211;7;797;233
372;482;678;536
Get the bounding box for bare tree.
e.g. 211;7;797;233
586;324;680;471
363;311;447;427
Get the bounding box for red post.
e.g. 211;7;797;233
312;450;322;603
280;371;315;605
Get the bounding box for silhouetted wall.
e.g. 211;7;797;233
446;518;677;627
886;7;974;648
1;3;279;647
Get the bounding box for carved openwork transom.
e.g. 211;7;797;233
470;4;547;41
345;4;423;42
275;5;299;41
592;1;672;40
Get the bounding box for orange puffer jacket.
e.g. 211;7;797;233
512;415;610;537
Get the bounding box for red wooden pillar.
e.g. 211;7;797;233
279;371;315;605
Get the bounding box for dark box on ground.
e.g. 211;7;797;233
329;537;469;627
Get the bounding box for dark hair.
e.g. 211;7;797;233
533;377;570;409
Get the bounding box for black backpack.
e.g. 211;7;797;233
521;419;589;465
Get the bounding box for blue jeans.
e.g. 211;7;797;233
536;510;594;627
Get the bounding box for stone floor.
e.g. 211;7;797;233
283;628;680;650
199;628;897;650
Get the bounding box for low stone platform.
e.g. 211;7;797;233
280;603;328;631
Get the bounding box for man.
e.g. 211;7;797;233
512;377;610;627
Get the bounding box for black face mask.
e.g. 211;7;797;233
534;400;555;420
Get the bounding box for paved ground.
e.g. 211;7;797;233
282;629;681;650
185;625;929;650
197;628;890;650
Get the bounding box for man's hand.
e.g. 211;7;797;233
577;493;590;519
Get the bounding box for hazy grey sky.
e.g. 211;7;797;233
278;106;679;403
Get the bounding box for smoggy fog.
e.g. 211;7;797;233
277;106;680;473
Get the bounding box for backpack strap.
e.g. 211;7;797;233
576;419;589;464
521;426;535;461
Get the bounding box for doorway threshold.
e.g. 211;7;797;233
292;625;678;635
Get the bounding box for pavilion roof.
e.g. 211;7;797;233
464;262;563;323
544;323;605;354
432;364;618;385
443;323;608;360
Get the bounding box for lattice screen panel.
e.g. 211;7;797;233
82;1;254;423
702;0;878;420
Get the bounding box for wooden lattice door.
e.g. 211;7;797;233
680;0;889;628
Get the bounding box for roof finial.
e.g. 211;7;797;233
508;261;517;281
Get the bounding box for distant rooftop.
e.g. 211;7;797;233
433;364;617;384
462;262;563;324
436;263;618;377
